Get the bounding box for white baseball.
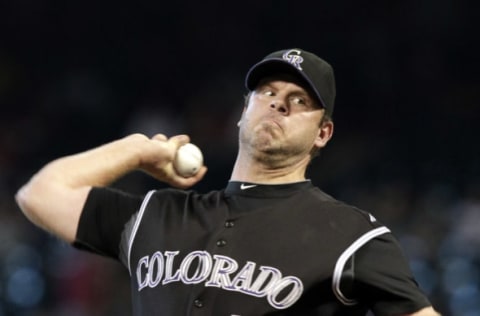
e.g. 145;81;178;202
173;143;203;177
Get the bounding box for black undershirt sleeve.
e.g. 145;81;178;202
73;187;144;259
353;233;432;315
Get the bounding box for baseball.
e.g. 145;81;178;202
173;143;203;177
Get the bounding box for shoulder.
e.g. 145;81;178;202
305;186;385;230
148;188;225;206
140;188;228;225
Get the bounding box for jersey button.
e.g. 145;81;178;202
194;299;204;308
216;239;227;247
225;220;235;228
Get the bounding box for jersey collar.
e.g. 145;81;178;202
225;180;313;198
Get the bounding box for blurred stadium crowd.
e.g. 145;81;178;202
1;1;479;315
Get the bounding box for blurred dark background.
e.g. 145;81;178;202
1;1;479;315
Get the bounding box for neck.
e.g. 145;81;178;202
230;150;310;184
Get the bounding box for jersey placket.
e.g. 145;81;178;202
187;206;237;315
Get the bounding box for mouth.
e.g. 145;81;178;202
259;119;282;132
262;115;283;128
256;118;284;138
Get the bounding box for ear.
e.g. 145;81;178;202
237;106;247;127
314;120;334;149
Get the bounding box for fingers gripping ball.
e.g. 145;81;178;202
173;143;203;177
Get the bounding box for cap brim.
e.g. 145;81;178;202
245;59;325;109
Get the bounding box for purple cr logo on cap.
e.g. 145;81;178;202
282;49;304;71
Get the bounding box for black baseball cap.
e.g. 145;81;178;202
245;48;336;116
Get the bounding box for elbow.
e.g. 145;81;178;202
16;185;29;213
14;172;85;244
15;183;37;221
402;306;441;316
15;179;50;228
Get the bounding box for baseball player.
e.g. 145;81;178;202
16;48;440;315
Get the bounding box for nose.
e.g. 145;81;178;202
270;100;288;115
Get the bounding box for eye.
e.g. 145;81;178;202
263;90;275;96
291;96;306;105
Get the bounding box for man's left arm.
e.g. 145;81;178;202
352;233;440;315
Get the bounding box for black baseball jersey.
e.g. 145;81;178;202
74;181;431;315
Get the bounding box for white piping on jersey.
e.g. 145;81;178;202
332;226;391;306
127;189;156;276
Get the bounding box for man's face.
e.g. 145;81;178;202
239;76;333;165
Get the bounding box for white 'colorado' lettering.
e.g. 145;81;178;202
162;251;181;284
135;250;303;310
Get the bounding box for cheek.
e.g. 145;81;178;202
293;112;322;129
289;114;322;140
242;104;265;123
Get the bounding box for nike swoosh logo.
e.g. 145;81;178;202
240;184;257;190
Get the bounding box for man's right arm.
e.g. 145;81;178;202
15;133;207;244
